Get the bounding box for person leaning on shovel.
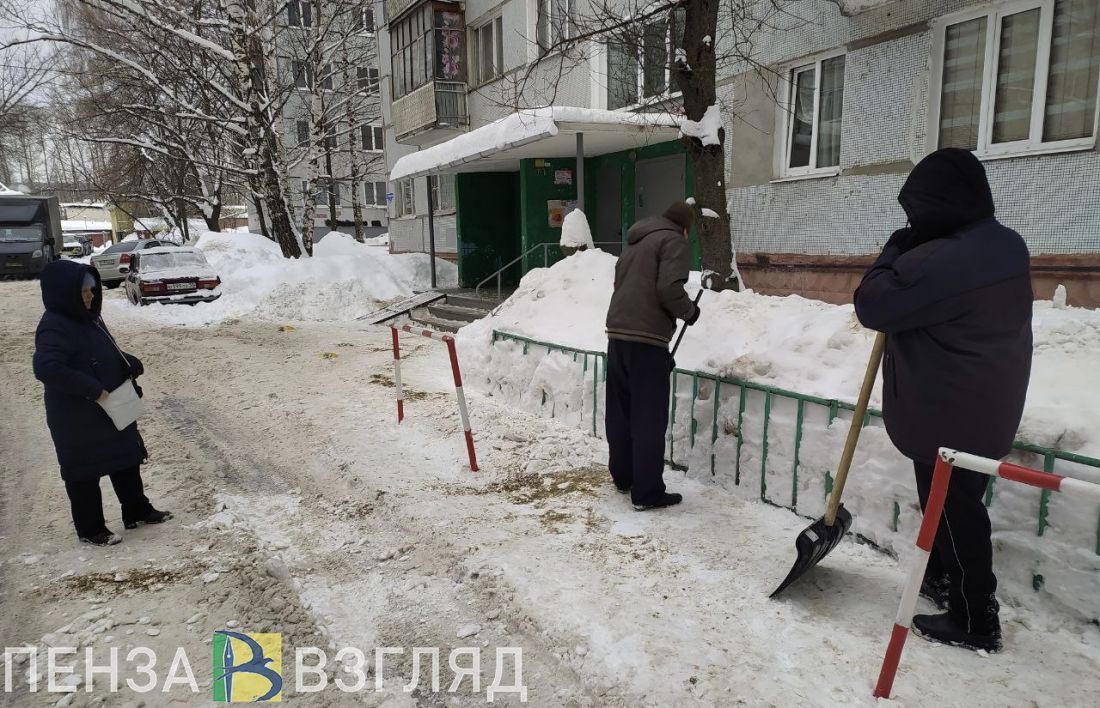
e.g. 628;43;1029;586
854;148;1033;652
604;201;701;511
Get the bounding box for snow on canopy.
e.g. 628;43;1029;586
390;107;680;182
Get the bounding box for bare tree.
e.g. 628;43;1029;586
1;0;311;257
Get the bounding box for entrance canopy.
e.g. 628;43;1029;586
389;107;681;182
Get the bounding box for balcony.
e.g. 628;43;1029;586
393;81;468;142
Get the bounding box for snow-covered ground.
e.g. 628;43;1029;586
2;244;1099;706
457;250;1100;623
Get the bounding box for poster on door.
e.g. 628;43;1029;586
547;200;578;228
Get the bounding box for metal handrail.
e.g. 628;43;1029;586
474;241;623;300
490;328;1100;554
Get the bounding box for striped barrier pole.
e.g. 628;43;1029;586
873;447;1100;699
391;325;404;423
390;324;478;473
444;335;479;472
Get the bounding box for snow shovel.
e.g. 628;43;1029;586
770;331;887;597
669;290;704;366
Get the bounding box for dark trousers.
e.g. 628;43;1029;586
64;466;153;538
914;461;998;629
605;339;670;505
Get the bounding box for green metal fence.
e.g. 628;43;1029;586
490;329;1100;557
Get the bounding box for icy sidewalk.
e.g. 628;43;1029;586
333;347;1100;707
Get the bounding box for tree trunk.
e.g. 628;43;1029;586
252;191;271;240
227;0;302;258
676;0;738;291
340;45;366;243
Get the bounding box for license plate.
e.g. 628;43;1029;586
167;282;193;291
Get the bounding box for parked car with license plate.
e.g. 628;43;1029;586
124;247;221;306
90;239;170;288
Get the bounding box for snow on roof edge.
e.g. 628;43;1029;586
390;107;681;182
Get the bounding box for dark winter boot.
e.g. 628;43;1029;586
124;509;174;530
919;573;951;610
80;530;122;547
633;492;683;511
615;484;631;495
912;597;1002;653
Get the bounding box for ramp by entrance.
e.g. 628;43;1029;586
356;291;446;324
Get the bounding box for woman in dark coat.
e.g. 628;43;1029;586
33;260;171;546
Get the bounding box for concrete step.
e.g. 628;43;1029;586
444;293;506;312
407;309;463;334
427;303;487;323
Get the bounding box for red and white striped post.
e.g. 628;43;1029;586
873;447;1100;699
443;336;478;473
388;324;479;472
391;325;404;423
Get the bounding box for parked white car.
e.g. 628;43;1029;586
124;247;222;306
91;239;172;288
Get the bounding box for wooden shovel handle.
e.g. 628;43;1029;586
825;331;887;526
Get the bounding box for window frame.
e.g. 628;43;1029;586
776;50;847;179
537;0;576;53
365;181;387;208
292;60;314;90
429;174;455;213
471;15;505;87
357;67;381;94
604;9;686;112
394;178;415;218
361;124;385;152
360;7;376;34
287;1;313;28
929;0;1100;159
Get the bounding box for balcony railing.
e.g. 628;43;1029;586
392;80;469;141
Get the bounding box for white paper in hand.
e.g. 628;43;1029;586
97;380;145;431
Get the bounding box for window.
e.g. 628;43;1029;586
391;7;467;99
321;63;334;91
361;124;385;151
360;7;375;33
357;67;380;94
395;178;415;217
605;9;685;110
429;174;455;212
472;16;504;85
287;1;312;28
391;6;433;100
292;60;314;89
935;0;1100;156
781;54;846;175
537;0;576;51
296;119;309;147
365;181;387;207
324;128;338;150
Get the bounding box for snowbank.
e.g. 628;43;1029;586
458;250;1100;621
105;230;456;325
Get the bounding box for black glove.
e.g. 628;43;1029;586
685;303;701;326
123;352;144;378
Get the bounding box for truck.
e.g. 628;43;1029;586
0;193;64;276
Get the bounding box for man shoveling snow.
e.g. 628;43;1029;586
604;201;701;511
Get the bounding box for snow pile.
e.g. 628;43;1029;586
560;209;594;249
458;251;1100;621
105;230;456;325
679;104;722;146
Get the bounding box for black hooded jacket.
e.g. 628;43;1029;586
854;149;1033;464
33;260;147;481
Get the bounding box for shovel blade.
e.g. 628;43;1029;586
770;504;854;598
